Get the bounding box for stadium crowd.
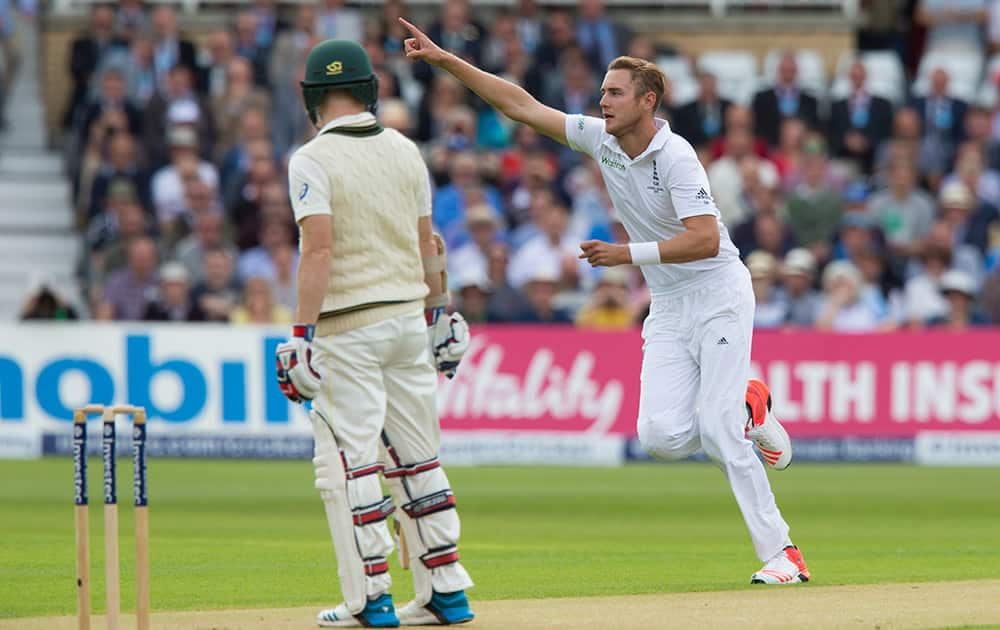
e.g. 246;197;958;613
32;0;1000;331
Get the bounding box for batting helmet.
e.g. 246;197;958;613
300;39;380;124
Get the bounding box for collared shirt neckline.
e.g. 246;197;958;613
316;111;377;136
601;117;672;162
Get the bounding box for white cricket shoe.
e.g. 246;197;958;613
397;591;474;626
751;545;812;584
317;594;399;627
396;600;441;626
745;378;793;470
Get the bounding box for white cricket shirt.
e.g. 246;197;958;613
565;115;740;297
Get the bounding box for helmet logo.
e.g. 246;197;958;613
326;61;343;76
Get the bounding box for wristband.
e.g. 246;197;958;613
628;242;661;266
292;324;315;341
425;306;445;325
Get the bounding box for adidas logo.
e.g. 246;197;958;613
717;337;728;345
695;187;712;202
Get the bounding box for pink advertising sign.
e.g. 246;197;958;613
439;327;1000;438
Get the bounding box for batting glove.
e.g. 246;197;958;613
426;307;470;379
275;324;322;403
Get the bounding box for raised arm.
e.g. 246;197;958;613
399;17;568;145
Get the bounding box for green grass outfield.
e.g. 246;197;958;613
1;459;998;619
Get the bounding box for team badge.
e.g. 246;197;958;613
326;61;343;76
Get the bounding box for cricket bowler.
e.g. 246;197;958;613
274;39;476;627
400;18;811;585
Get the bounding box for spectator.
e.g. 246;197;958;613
225;139;279;235
197;28;236;99
482;10;519;74
86;131;151;220
316;0;363;43
834;194;880;262
575;0;630;73
453;266;491;324
238;219;295;282
376;0;410;58
873;107;938;187
268;4;316;90
785;135;843;264
854;244;903;328
916;0;987;54
779;248;821;327
508;149;559;231
944;141;1000;208
77;66;143;157
575;267;634;330
518;267;573;323
272;62;313;156
97;236;160;320
86;183;154;282
868;158;936;257
508;198;591;291
911;68;967;174
120;35;157;107
416;73;467;143
190;247;240;322
448;204;500;285
515;0;543;56
731;186;796;261
433;150;503;249
229;276;292;325
211;58;272;160
829;60;894;173
938;180;999;259
233;10;270;87
525;11;576;99
173;208;235;282
672;71;730;150
219;106;270;186
815;260;883;332
746;250;788;329
64;4;127;131
710;105;769;160
20;280;79;320
115;0;149;44
250;0;281;50
233;179;292;251
151;126;220;229
962;106;1000;170
752;51;820;147
769;117;806;187
143;64;214;167
379;98;413;136
484;242;531;322
981;265;1000;321
708;128;779;226
903;246;952;326
270;243;298;312
421;0;486;74
543;46;600;115
935;269;987;327
143;261;205;321
149;5;197;93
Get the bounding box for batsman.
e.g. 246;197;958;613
274;39;475;627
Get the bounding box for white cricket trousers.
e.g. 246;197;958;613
309;309;472;612
636;261;790;562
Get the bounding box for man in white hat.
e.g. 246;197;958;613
780;248;821;327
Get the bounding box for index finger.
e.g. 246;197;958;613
398;17;424;38
579;240;599;250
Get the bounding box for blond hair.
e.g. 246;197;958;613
607;56;666;111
